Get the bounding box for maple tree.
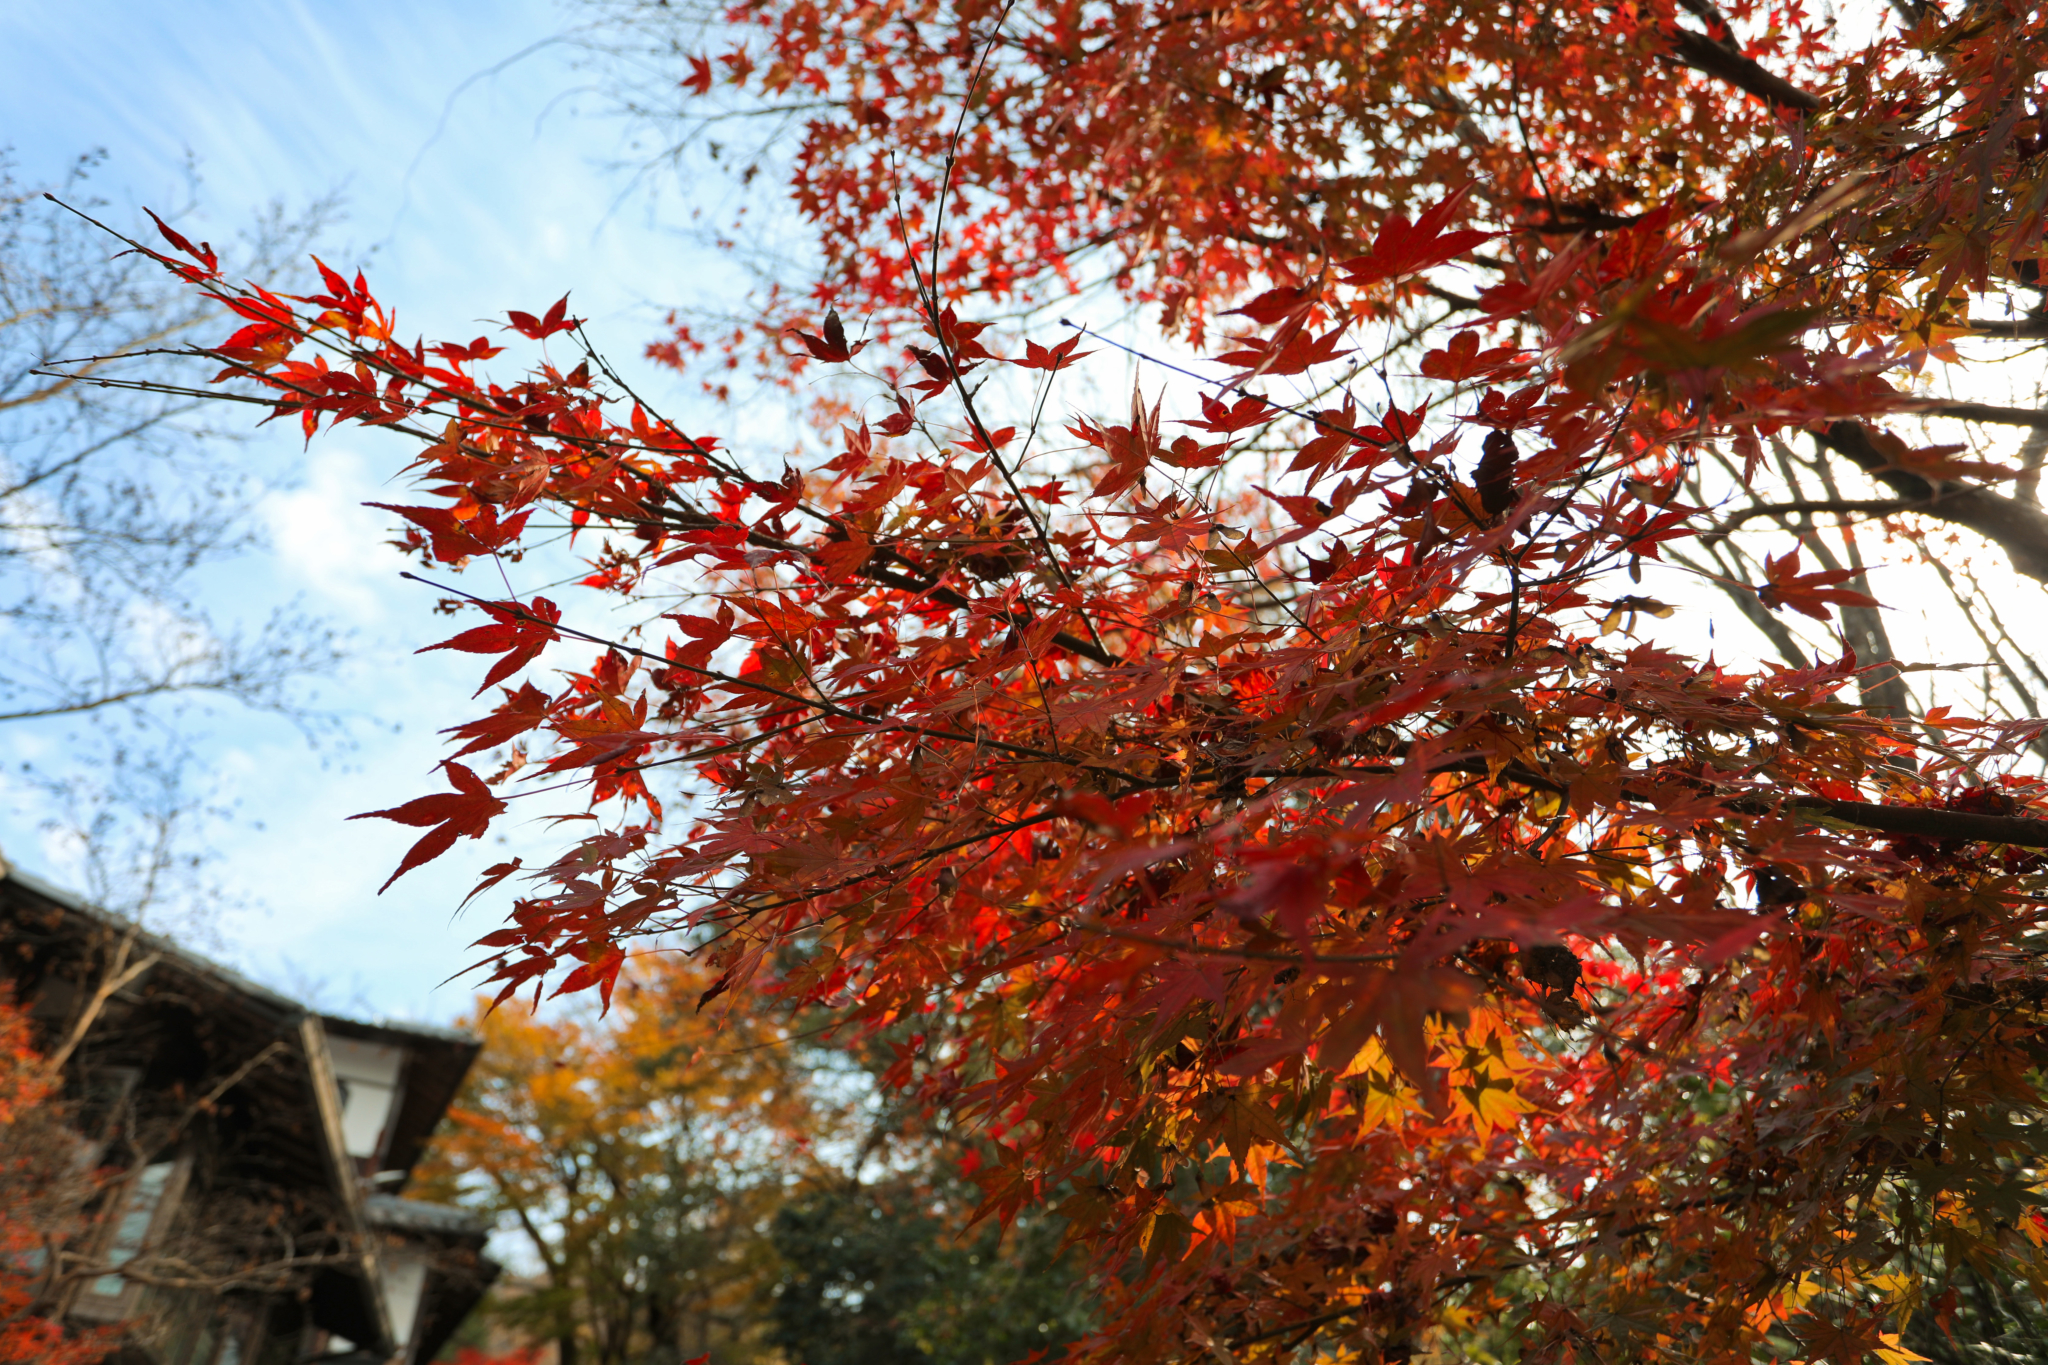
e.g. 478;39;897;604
598;0;2048;717
412;954;834;1365
65;0;2048;1358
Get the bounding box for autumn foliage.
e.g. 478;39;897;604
0;999;103;1365
83;0;2048;1359
413;955;828;1365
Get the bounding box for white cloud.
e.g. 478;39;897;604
261;444;414;623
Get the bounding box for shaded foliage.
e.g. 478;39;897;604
769;1177;1089;1365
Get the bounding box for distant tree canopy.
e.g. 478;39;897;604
416;960;1089;1365
768;1177;1090;1365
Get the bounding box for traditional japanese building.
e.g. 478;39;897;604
0;858;497;1364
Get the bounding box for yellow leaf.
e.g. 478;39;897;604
1336;1032;1392;1079
1873;1332;1931;1365
1243;1139;1282;1188
1452;1071;1534;1138
1339;1036;1424;1132
1784;1272;1825;1312
1433;1011;1540;1137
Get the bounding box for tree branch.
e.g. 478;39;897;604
1662;26;1823;112
1732;794;2048;846
1801;453;1910;720
1917;401;2048;428
1959;316;2048;339
1711;498;1915;535
44;931;160;1074
1665;541;1810;668
1288;753;2048;847
1814;421;2048;583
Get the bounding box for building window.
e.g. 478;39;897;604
73;1156;189;1319
325;1036;406;1165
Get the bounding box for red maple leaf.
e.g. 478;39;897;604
419;596;562;695
351;761;508;893
507;294;579;339
1755;547;1880;621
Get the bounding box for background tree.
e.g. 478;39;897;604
413;954;836;1365
421;959;1094;1365
1;156;340;932
767;1166;1091;1365
1904;1268;2048;1364
95;0;2048;1361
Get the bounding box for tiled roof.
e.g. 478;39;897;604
363;1195;491;1238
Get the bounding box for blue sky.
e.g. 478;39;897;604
0;0;735;1021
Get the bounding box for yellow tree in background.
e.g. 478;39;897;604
413;957;839;1365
